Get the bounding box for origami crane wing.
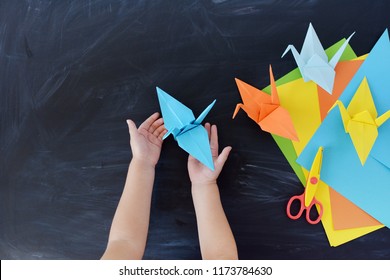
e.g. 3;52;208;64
300;23;328;63
176;125;214;170
156;87;195;139
156;87;215;170
348;111;378;166
347;77;377;117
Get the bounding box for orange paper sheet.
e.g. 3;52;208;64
329;187;381;230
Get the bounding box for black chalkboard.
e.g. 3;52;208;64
1;0;390;260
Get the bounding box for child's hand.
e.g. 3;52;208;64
127;112;166;167
188;123;232;186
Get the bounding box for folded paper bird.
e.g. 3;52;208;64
233;65;299;141
156;87;215;170
332;77;390;165
282;22;355;94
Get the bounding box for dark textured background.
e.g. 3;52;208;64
1;0;389;259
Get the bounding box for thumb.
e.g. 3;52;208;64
215;146;232;169
126;119;138;138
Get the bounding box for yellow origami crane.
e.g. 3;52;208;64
332;77;390;165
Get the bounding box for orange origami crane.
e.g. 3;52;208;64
233;65;299;141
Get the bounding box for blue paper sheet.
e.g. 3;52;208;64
297;29;390;228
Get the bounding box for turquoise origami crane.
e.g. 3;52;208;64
282;22;355;94
156;87;215;170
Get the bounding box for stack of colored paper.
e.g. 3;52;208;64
233;24;390;246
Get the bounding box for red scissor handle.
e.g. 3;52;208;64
305;198;323;225
286;194;323;224
286;194;305;220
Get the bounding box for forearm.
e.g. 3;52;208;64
103;159;155;259
192;183;238;260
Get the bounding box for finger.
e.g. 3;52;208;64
149;117;164;133
153;125;166;137
188;154;199;164
139;112;160;131
210;124;219;158
205;123;211;140
126;119;138;138
158;129;168;140
215;146;232;168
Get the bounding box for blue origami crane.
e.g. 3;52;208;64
156;87;216;170
282;22;355;94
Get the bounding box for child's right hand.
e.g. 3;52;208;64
187;123;232;186
127;112;166;168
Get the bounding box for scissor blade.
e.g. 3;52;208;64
304;146;323;207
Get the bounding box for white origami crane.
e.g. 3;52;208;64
282;23;355;94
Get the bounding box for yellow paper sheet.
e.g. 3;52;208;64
277;79;321;155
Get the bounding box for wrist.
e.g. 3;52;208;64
191;181;218;194
130;158;157;170
191;180;217;187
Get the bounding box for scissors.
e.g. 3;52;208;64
286;146;324;224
